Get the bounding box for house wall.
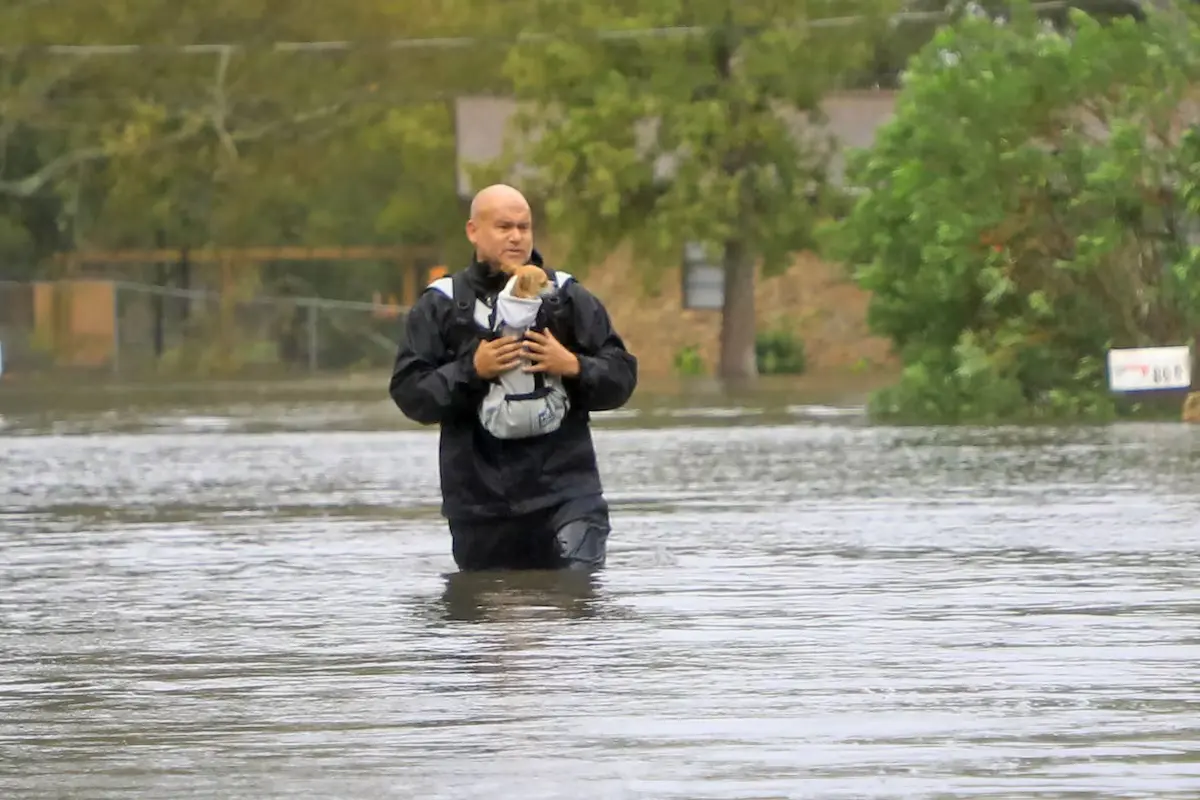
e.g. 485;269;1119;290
533;238;897;378
454;90;900;198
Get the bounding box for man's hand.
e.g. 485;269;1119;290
523;329;581;378
474;336;524;380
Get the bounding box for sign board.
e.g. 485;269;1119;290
1106;345;1192;392
681;242;724;310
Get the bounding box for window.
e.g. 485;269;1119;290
681;241;724;310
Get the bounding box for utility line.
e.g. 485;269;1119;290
0;3;1077;57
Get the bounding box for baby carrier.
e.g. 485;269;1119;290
429;268;574;439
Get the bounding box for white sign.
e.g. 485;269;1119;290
682;241;724;310
1107;345;1192;392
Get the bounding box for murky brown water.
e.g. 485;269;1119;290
2;394;1200;798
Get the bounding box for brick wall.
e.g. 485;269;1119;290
541;241;897;379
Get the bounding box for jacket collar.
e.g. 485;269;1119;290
467;248;546;295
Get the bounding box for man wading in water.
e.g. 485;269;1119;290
389;184;637;571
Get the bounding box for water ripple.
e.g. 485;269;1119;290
2;414;1200;798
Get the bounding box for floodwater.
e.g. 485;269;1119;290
2;387;1200;799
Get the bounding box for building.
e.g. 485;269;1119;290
451;91;901;378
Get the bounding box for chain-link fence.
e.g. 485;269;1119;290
0;280;37;377
0;278;408;379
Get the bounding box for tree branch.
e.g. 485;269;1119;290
210;46;239;160
0;94;356;198
0;141;111;198
0;55;84;180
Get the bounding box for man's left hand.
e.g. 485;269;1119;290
522;329;580;378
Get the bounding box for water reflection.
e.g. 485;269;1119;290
435;569;604;623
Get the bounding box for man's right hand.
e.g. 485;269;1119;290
473;336;524;380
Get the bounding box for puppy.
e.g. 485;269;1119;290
510;264;551;299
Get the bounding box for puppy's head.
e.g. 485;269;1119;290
511;265;551;299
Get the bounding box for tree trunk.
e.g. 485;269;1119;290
718;237;758;382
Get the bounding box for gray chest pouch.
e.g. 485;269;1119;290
478;366;570;439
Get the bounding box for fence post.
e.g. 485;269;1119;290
307;302;318;373
111;282;121;377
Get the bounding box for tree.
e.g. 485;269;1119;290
823;1;1200;422
0;0;481;272
479;0;893;381
852;0;1154;89
0;0;499;376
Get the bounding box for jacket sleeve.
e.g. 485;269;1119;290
564;282;638;412
388;291;487;425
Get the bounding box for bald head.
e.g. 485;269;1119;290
469;183;530;221
466;184;534;272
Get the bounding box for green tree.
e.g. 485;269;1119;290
478;0;893;381
824;1;1200;423
0;0;476;271
852;0;1152;89
0;0;489;376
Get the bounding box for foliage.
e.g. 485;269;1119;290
0;1;496;378
851;0;1149;88
755;326;807;375
476;0;894;380
0;1;471;279
823;0;1200;423
673;343;707;376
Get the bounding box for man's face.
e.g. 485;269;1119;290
467;201;533;271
